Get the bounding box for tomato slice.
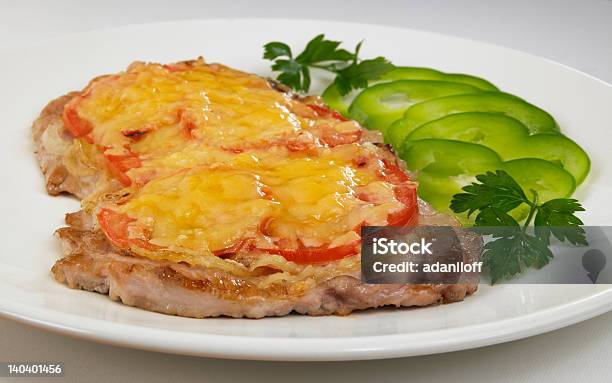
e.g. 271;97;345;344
97;208;162;251
62;99;93;138
317;124;362;147
307;104;349;121
99;207;257;255
104;151;142;186
306;104;363;147
97;163;417;264
380;160;410;183
387;184;419;226
97;208;134;249
259;162;417;264
262;241;359;264
380;162;419;227
176;109;198;139
99;207;256;255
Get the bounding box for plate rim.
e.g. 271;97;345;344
1;17;611;361
2;287;612;361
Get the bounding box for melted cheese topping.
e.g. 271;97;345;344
114;144;403;259
70;59;364;188
66;59;414;268
74;60;356;157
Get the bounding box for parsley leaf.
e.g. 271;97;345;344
450;169;587;283
263;34;394;94
450;170;528;217
534;198;587;246
294;34;353;63
474;207;520;230
333;57;394;95
271;59;302;90
483;232;553;284
263;42;293;60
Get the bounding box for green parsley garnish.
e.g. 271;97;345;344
450;170;587;283
263;34;394;94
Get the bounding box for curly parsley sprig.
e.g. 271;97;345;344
263;34;394;94
450;170;587;283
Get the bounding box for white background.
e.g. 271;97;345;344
1;1;611;382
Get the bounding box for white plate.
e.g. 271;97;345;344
0;18;611;361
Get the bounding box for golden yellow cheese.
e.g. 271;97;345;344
111;144;404;259
66;59;414;268
74;59;348;157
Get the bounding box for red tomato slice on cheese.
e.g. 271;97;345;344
380;162;419;227
307;104;349;121
98;161;418;264
104;151;142;186
262;242;360;264
62;100;93;138
387;184;419;226
317;125;363;147
260;161;418;263
97;208;134;249
97;208;161;251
